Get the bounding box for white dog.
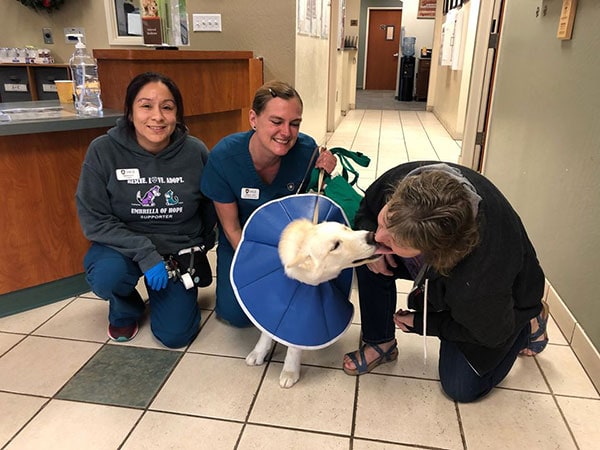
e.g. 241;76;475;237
245;219;381;388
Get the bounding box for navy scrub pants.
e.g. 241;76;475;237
84;243;201;348
214;240;252;327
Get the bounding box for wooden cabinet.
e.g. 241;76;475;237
0;64;70;103
93;50;264;149
415;58;431;102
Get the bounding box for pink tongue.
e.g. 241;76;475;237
375;244;395;255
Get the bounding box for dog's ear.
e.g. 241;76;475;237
285;253;320;271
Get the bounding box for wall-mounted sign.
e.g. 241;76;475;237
557;0;577;40
418;0;437;19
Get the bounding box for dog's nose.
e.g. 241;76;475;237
366;232;376;245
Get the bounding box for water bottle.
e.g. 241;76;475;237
69;35;103;115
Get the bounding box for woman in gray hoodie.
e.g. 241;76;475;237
76;72;216;348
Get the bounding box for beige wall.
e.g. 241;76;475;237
483;1;600;350
295;33;330;145
428;0;477;139
4;1;296;86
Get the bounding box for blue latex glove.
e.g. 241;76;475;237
145;261;169;291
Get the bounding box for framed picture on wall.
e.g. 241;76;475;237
417;0;437;19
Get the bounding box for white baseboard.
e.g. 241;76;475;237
546;280;600;393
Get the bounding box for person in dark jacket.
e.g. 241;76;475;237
76;72;216;348
342;162;548;402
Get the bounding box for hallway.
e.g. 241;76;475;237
0;109;598;449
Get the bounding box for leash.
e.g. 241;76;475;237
312;168;326;224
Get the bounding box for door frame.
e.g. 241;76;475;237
460;0;505;171
363;7;403;90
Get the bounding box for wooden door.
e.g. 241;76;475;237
365;9;402;90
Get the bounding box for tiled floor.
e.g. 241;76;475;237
1;108;599;449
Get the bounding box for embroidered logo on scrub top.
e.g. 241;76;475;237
241;188;259;200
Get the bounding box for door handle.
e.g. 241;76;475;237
393;53;399;57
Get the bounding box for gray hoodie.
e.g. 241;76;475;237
76;118;216;272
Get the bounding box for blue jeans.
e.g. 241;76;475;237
356;262;529;403
84;243;201;348
438;324;529;402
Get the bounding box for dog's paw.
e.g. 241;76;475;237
279;369;300;388
245;350;266;366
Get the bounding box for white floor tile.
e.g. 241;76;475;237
556;396;600;450
371;332;441;381
5;399;142;450
0;332;25;356
498;354;550;393
0;392;47;447
354;376;462;448
151;353;263;421
188;313;261;357
33;297;109;343
274;324;362;369
249;363;355;434
0;336;101;396
0;299;72;334
460;389;577;449
537;345;599;398
123;411;242;450
353;440;420;450
239;424;349;449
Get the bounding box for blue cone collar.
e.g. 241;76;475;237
230;194;354;349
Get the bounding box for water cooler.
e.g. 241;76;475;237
397;37;416;102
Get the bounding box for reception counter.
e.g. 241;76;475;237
0;50;262;315
0;101;121;311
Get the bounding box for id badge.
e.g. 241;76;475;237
241;187;260;200
116;168;140;180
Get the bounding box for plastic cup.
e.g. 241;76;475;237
54;80;74;104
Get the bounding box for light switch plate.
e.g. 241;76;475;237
64;27;85;44
192;14;222;32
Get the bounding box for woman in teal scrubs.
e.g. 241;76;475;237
201;81;336;326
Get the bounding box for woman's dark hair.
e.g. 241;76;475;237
123;72;185;130
386;170;480;275
252;80;303;115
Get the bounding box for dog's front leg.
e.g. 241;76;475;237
280;346;302;388
246;332;273;366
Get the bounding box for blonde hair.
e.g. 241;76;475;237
252;80;303;115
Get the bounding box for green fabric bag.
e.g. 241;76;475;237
306;147;371;226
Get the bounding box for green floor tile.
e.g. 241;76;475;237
57;345;181;408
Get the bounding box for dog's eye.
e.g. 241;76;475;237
332;241;341;251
